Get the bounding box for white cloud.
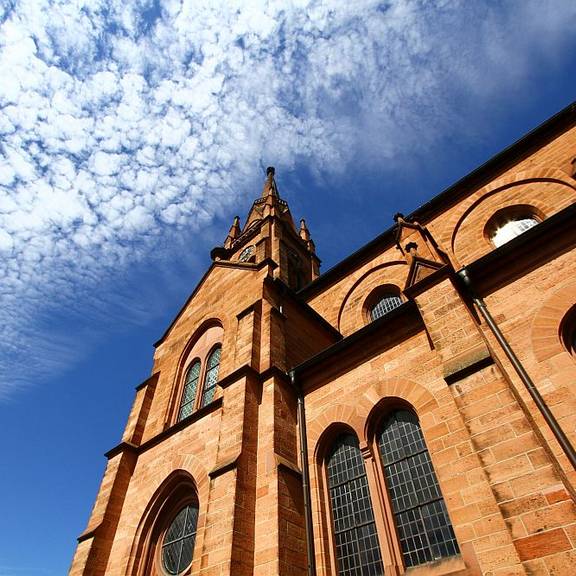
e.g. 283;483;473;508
1;0;575;397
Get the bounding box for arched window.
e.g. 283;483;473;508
326;433;384;575
131;473;200;576
485;207;541;248
162;503;199;575
178;361;201;421
377;410;458;568
490;216;538;247
200;346;221;408
370;293;403;321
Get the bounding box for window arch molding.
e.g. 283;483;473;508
442;168;576;256
308;380;439;455
127;470;203;576
167;319;224;424
364;396;416;443
560;305;576;357
531;281;576;363
440;169;576;265
336;262;408;334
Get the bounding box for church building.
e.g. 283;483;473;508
71;102;576;576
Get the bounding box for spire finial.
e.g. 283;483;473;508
262;166;278;198
224;215;242;249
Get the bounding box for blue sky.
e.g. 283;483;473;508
1;1;576;574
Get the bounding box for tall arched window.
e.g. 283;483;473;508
377;410;458;568
326;433;384;575
162;503;199;574
200;346;221;408
178;361;201;421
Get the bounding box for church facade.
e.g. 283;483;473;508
71;103;576;576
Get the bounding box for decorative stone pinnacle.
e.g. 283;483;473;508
224;215;242;248
299;218;310;241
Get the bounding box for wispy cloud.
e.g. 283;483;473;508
1;0;575;396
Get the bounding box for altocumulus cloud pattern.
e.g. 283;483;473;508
0;0;575;396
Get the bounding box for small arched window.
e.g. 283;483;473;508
200;346;221;408
490;217;538;247
326;433;384;575
370;293;403;321
178;361;201;421
377;410;458;568
162;503;199;575
486;207;540;248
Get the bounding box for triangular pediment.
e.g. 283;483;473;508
405;256;446;290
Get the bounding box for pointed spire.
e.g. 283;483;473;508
299;219;310;241
262;166;279;199
299;218;316;254
224;215;241;249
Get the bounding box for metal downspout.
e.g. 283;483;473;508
290;369;317;576
457;268;576;470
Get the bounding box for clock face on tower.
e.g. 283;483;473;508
239;245;255;262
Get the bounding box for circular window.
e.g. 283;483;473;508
239;245;255;262
162;504;199;575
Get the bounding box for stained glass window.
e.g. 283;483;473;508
370;294;402;322
327;433;385;576
178;361;201;421
377;410;459;568
200;346;221;408
162;504;199;575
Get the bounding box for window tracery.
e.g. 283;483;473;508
370;293;403;321
200;346;221;408
178;361;201;421
321;408;459;574
377;410;459;568
162;503;199;575
326;433;385;575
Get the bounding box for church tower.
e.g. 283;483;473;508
71;101;576;576
214;166;320;289
69;168;337;576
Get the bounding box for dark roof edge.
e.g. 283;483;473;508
299;101;576;299
291;300;419;377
